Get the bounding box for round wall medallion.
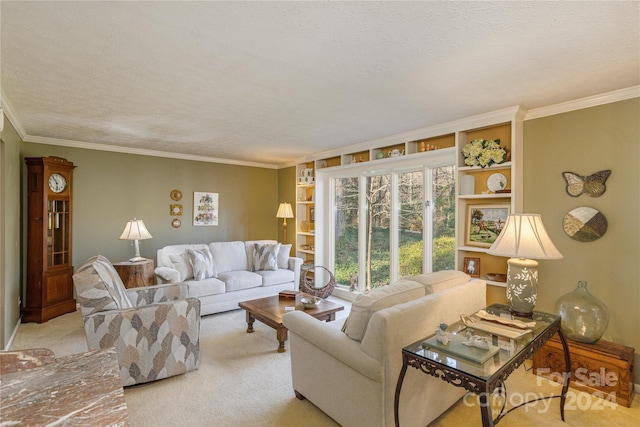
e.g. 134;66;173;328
170;189;183;201
171;218;182;228
563;207;607;242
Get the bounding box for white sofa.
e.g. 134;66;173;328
155;240;302;316
282;271;486;427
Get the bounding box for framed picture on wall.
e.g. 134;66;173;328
465;203;510;248
193;192;219;226
463;257;481;278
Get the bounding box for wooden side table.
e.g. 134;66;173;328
113;259;155;289
533;336;635;407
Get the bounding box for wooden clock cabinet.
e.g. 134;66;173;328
23;156;77;323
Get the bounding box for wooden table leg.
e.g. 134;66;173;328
276;325;288;353
246;311;255;333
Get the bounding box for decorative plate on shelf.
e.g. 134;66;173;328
487;173;507;192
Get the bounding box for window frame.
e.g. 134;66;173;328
314;149;455;293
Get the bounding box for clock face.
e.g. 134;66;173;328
48;173;67;193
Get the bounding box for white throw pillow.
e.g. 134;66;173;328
169;252;194;281
277;244;292;269
186;247;217;280
343;280;425;341
411;270;471;295
252;243;280;271
154;267;181;283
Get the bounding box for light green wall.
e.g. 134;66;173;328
277;166;296;251
1;119;23;348
20;143;282;270
524;98;639;380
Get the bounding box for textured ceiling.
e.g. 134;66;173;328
1;1;639;167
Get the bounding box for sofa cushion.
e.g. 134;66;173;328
210;241;247;273
277;244;292;269
169;252;194;281
255;269;294;287
410;270;470;295
183;277;226;298
344;280;424;341
218;270;262;291
73;255;133;316
252;243;280;271
186;247;218;280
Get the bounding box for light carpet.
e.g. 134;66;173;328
9;305;639;426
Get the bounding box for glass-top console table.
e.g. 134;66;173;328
394;303;570;426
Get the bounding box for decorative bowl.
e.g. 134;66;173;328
486;273;507;282
300;296;321;309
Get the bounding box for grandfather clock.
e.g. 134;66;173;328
23;156;76;323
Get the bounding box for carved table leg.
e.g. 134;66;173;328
246;311;255;333
276;325;288;353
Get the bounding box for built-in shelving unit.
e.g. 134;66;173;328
455;113;525;288
294;106;525;287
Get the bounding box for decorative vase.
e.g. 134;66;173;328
556;281;609;343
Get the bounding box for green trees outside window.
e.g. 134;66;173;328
333;165;455;291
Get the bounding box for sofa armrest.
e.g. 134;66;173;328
288;257;303;290
282;311;382;382
126;283;189;306
155;266;181;284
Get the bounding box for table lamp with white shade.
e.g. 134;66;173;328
119;218;153;262
487;213;563;317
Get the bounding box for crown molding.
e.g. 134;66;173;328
23;135;278;169
0;91;28;140
291;106;527;166
525;86;640;120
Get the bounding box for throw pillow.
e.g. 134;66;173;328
169;252;194;281
410;270;470;295
186;248;217;280
277;244;292;269
154;267;181;283
252;243;280;271
344;280;424;341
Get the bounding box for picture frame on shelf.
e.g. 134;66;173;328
465;203;510;248
309;206;315;223
463;257;481;278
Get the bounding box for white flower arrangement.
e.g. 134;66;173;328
462;139;507;168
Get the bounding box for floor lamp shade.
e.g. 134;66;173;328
487;214;562;316
119;218;153;262
276;202;294;244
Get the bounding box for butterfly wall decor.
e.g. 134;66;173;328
562;170;611;197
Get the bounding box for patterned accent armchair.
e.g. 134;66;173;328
73;255;200;386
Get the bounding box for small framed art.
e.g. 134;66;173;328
193;192;219;226
463;257;481;278
465;203;510;248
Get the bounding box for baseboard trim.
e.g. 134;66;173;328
4;317;21;351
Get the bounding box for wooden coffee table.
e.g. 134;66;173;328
238;293;344;353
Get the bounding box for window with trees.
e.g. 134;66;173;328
329;159;455;292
